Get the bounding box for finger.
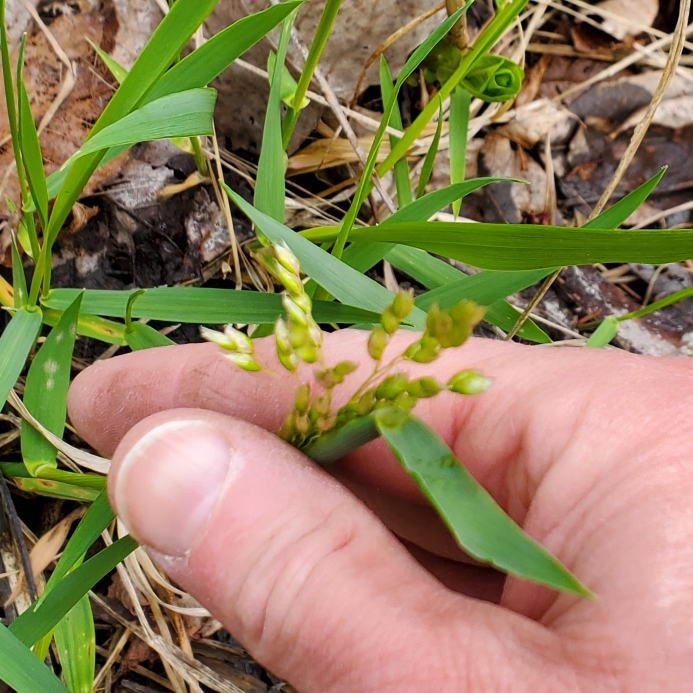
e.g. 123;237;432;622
109;408;572;693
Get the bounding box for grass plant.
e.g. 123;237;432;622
0;0;692;689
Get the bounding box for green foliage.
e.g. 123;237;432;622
377;415;590;595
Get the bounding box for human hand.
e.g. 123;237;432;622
68;332;693;692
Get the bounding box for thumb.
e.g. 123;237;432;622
108;409;570;693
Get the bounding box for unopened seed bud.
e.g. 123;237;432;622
426;304;454;347
200;326;235;350
368;327;390;361
307;322;323;350
356;390;376;416
274;242;301;275
447;370;493;395
225;353;262;372
291;292;312;314
375;374;409;401
275;317;293;348
448;301;486;347
275;266;303;296
381;307;400;336
313;394;331;417
288;326;309;350
296;344;320;364
277;346;299;372
334;361;358;377
294;414;310;435
315;369;338;389
392;289;415;320
283;295;309;327
223;325;254;354
404;335;440;363
294;383;311;415
407;377;443;398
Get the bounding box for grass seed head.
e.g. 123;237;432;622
407;377;443;398
368;327;390;361
225;352;262;372
375;373;409;400
447;370;493;395
392;289;415;320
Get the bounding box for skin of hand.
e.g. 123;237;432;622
67;331;693;693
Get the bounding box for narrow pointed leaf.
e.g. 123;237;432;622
416;96;444;199
255;15;293;221
125;323;176;351
18;69;48;229
11;236;28;308
10;535;137;647
586;316;619;348
225;184;428;327
449;88;471;217
22;293;81;475
0;307;42;406
148;2;302;102
0;623;69;693
71;89;216;160
304;222;693;270
43;288;380;326
377;414;590;595
54;596;95;693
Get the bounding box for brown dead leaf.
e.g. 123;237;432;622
118;637;156;674
4;506;84;607
107;570;148;617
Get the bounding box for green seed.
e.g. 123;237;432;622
368;327;389;361
406;377;443;398
447;370;493;395
375;374;409;400
392;289;414;320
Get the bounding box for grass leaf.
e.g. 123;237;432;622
43;287;381;326
11;235;28;308
148;2;302;102
54;596;95;693
304;221;693;270
448;88;471;217
377;413;590;595
225;184;428;328
10;536;137;647
416;96;444;199
21;294;82;475
380;57;412;208
125;323;176;351
70;89;216;161
0;623;69;693
255;14;294;221
586;316;619;348
0;307;42;406
17;38;48;230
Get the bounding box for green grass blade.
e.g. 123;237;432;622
12;478;101;502
87;39;128;84
416;96;443;199
148;2;302;102
377;0;529;178
281;0;341;146
304;222;693;270
448;88;471;217
255;14;294;222
377;413;590;596
306;413;380;465
17;37;48;231
332;2;472;258
0;307;42;406
0;623;69;693
585;316;619;348
10;535;137;647
385;247;550;342
43;287;381;326
54;595;95;693
587;167;667;230
45;0;221;244
125;323;176;350
380;57;412;208
225;184;427;328
21;293;81;475
0;464;106;491
415;269;553;311
615;284;693;324
11;236;28;308
47;492;115;588
70;89;216;161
